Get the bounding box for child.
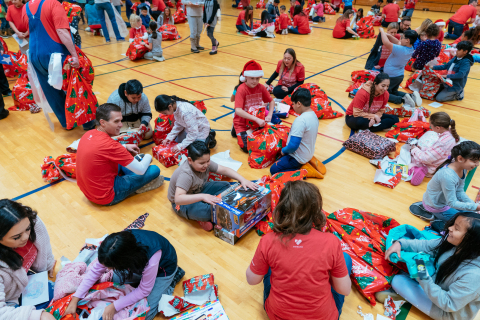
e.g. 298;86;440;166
233;60;274;152
155;95;215;152
85;0;102;35
278;5;290;33
185;0;204;53
434;19;445;41
6;0;28;53
236;5;254;32
289;0;300;19
65;230;182;320
312;0;325;22
451;26;480;46
270;88;325;178
368;0;383;16
203;0;220;54
136;0;151;15
289;5;311;34
332;9;359;39
168;141;258;231
409;112;459;186
402;0;417;18
374;23;399;71
409;141;480;221
351;8;363;30
0;200;57;320
140;6;151;28
385;211;480;319
144;21;164;61
246;181;352;320
157;7;174;26
412;23;441;70
129;14;148;41
251;10;275;38
433;41;474;102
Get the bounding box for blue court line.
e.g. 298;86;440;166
143;75;240;88
306;51;370;79
212;110;235;121
221;13;334;30
12;179;65;201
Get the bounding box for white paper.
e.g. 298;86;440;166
171;299;228;320
210;150;242;171
376;315;392;320
22;272;49;306
429;102;443;108
70;25;78;34
12;34;28;47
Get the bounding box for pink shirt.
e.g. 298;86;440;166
74;250;163;311
314;3;324;17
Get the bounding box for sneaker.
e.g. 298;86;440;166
2;91;12;97
409;202;434;221
100;29;104;37
375;289;404;304
136;175;164;194
198;221;214;231
191;48;199;53
210;46;217;55
116;37;125;41
403;93;415;108
85;27;91;32
168;266;186;291
153;56;165;62
458;90;464;101
412;91;422;106
205;130;217;149
197;46;205;50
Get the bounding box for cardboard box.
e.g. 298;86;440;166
212;183;271;233
214;209;270;245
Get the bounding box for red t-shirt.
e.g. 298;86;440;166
279;13;290;29
6;4;28;33
22;0;70;44
250;230;348;320
290;1;300;18
293;14;311;34
346;87;389;115
152;0;166;11
236;10;246;25
450;5;477;25
76;130;134;205
332;18;350;38
378;34;401;66
233;83;272;132
275;60;305;87
15;240;38;272
129;25;147;39
404;0;416;10
437;29;444;42
382;3;400;22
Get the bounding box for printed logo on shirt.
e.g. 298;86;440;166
245;93;264;110
363;100;384;114
293;239;303;248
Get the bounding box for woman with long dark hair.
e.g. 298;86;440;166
0;199;56;320
235;5;254;32
288;5;311;34
65;230;182;320
250;10;275;38
265;48;305;99
332;9;359;38
385;211;480;320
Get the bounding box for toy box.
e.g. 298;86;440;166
212;183;271;233
214;209;270;245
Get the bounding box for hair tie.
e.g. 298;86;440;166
450;119;453;124
448;155;451;160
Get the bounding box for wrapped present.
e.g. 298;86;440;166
356;16;376;39
256;0;266;8
64;67;98;129
159;24;181;40
385;105;431;118
41;153;78;183
404;57;416;71
324;2;335;14
183;274;215;296
207;172;231;182
152;142;188;167
63;2;82;23
343;130;397;159
9;73;39;112
324;208;401;305
247;124;290;169
247;106;266;130
112;125;150;145
173;8;186;23
126;36;150;61
372;15;382;26
253;21;261;29
153;114;176;145
385;119;430;142
437;48;450;65
351;70;380;83
374;170;402;189
418;65;452;100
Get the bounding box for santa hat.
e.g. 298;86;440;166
239;60;264;82
435;19;446;27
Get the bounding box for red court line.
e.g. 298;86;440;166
282;120;345;143
441;102;480;113
473;185;479;190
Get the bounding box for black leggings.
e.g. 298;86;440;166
345;114;399;132
272;85;292;99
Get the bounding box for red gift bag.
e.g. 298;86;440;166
64;68;98;129
126;36;150;60
247;124;290;169
9;73;37;112
247;106;266;130
159;24;181;40
324;3;335;14
153;114;175;145
152;142;188;167
173;8;186;23
256;0;266;8
55;154;77;179
419;65;452;100
404;57;416;71
63;2;82;23
191;100;207;114
351;70;379;83
385;119;430;142
62;47;95;90
356;16;376;39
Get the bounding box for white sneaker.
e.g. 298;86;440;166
153;56;165;62
412;91;422;106
403;93;415;108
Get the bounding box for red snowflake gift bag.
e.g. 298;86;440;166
153;114;175;145
64;68;98;129
159;24;181;40
152;142;188;167
173;8;186;23
126;36;150;61
247;124;290;169
9;73;38;112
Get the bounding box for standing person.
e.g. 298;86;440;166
288;5;310;34
278;5;290;32
185;0;204;53
402;0;416;17
144;21;165;61
267;0;280;19
65;230;182;320
342;0;352;13
236;5;253;32
332;9;359;39
77;0;87;24
265;48;305;99
0;40;12;99
0;199;57;320
6;0;29;53
94;0;125;42
411;24;441;70
345;72;399;132
203;0;219;55
381;0;400;28
445;0;477;40
22;0;96;130
312;0;325;22
246;181;352;320
397;16;411;33
112;0;122;13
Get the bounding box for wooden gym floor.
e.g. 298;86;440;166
1;2;479;319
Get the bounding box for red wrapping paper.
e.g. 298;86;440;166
173;8;186;23
247;124;290;169
356;16;376;39
159;24;181;40
126;36;150;61
385;119;430;142
64;67;98;129
152;142;188;167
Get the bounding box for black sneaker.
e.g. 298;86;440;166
169;266;186;291
409;202;434;221
430;220;446;233
231;126;236;138
2;91;12;97
205;129;217;149
191;48;200;53
0;109;9;120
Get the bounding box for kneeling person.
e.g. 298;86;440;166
168;141;258;231
77;103;163;206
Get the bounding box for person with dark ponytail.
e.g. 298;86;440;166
0;199;56;320
288;5;311;34
144;21;165;62
168;141;258;231
65;230;181;320
345;72;399;132
409;141;480;222
155;95;216;153
384;211;480;320
409;112;460;186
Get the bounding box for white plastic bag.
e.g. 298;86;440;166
105;3;128;38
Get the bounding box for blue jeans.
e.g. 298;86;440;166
172;181;231;222
392;274;434;317
288;26;300;34
236;24;250;32
270;154;302;175
108;165;161;206
312;16;325;22
263;252;353;318
446;20;463;39
402;8;414;17
115;5;121;14
95;2;122;41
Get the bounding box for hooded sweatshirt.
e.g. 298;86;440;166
106;83;152;126
433;54;474;93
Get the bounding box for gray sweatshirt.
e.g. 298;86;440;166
399;238;480;320
423;166;477;212
106;83;152;125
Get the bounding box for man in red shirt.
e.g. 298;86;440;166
381;0;400;27
150;0;166;20
446;0;478;39
7;0;29;53
76;103;163;205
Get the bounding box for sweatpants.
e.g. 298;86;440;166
188;15;203;49
345;114;399;132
